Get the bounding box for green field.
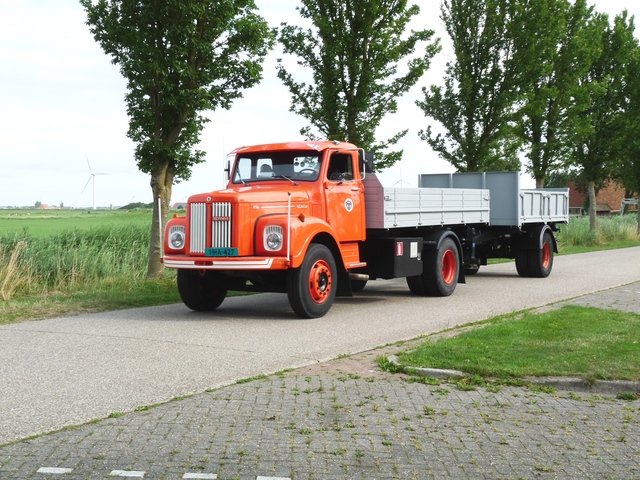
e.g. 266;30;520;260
0;209;154;236
0;210;638;324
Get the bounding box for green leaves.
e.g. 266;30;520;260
80;0;274;276
80;0;274;181
277;0;440;171
418;0;523;173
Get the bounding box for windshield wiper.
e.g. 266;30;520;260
274;175;300;186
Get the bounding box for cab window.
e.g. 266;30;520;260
327;153;354;181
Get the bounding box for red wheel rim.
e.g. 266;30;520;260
541;242;551;269
442;249;457;285
308;259;332;304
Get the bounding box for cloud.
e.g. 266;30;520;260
1;0;638;207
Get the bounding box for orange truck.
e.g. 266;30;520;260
162;140;569;318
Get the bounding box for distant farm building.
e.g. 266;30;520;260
566;180;634;215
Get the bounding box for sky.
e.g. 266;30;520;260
1;0;638;209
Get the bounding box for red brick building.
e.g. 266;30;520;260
567;180;634;215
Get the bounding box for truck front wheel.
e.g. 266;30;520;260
287;243;337;318
177;270;228;311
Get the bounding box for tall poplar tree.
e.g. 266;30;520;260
80;0;274;277
513;0;601;187
571;11;637;232
613;32;640;231
417;0;522;173
277;0;440;170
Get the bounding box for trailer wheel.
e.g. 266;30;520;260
177;270;227;311
465;264;480;275
287;244;337;318
528;231;554;278
515;251;531;277
408;237;459;297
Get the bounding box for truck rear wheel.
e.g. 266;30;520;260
287;243;337;318
426;237;459;296
177;270;228;311
407;237;459;297
350;279;368;292
406;274;428;295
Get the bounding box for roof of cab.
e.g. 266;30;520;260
229;140;358;154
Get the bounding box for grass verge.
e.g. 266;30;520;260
0;275;181;324
392;306;640;383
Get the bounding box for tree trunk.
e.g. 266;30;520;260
587;180;597;233
535;177;545;188
147;162;175;278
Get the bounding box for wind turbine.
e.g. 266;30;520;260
82;155;107;210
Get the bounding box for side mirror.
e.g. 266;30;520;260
358;149;374;177
224;153;235;181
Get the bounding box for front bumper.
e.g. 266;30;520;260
162;255;290;270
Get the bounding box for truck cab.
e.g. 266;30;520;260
162;140;371;318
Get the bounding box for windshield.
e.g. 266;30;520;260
232;151;322;184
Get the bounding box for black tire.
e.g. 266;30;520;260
424;237;460;296
287;244;337;318
515;251;531;277
406;274;428;295
465;264;480;276
177;270;227;311
407;237;459;297
350;279;368;292
528;231;554;278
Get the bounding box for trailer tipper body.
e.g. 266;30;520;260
162;141;569;318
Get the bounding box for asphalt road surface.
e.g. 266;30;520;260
1;247;639;445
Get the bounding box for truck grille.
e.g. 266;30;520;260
189;202;232;253
211;202;232;248
190;203;207;253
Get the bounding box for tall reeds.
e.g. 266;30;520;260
0;241;31;300
557;214;640;248
0;224;149;300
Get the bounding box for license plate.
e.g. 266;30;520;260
205;247;238;257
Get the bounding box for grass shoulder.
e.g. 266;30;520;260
389;305;640;383
0;276;181;325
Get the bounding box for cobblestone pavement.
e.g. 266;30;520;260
1;346;639;480
1;284;639;479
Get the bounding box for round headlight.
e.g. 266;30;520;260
170;230;185;249
266;231;283;251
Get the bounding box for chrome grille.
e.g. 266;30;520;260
211;202;232;248
190;203;206;253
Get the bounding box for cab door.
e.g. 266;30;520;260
323;152;366;242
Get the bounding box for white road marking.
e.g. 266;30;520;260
36;467;73;474
109;471;145;478
182;474;218;479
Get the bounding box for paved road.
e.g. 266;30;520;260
1;247;640;448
